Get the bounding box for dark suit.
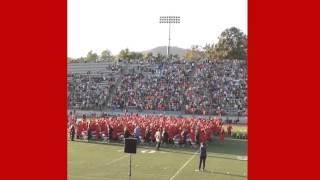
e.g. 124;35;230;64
199;145;207;170
70;126;75;141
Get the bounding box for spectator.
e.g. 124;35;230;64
68;60;247;116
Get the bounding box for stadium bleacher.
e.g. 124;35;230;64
68;60;247;116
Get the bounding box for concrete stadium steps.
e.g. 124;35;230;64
68;62;116;73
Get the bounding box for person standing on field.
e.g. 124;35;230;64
198;142;207;171
144;127;151;144
227;124;232;136
220;128;225;144
155;129;161;150
69;124;75;141
134;125;141;143
162;128;169;147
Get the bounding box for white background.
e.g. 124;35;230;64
68;0;247;58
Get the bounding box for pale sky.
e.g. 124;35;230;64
68;0;247;58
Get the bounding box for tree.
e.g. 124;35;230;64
214;27;247;60
86;50;98;62
155;53;165;63
118;48;130;60
77;57;85;62
67;57;74;63
203;43;215;60
100;49;113;61
129;52;143;60
184;45;203;61
172;54;179;60
137;52;143;60
144;52;153;61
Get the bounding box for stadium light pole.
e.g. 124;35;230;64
160;16;180;60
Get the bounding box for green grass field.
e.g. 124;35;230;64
222;124;248;133
68;138;247;180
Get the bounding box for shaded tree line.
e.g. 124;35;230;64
184;27;247;60
68;27;247;63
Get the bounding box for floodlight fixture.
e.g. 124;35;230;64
159;16;181;59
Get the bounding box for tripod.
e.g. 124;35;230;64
129;153;132;180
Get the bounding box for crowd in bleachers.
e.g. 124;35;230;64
68;59;247;116
111;63;192;111
68;73;116;110
184;60;247;115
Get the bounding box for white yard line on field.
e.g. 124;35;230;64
169;152;197;180
224;137;248;142
68;174;123;180
105;155;128;166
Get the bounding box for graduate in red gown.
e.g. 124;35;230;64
71;114;223;146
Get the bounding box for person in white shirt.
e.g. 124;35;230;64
155;129;161;150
